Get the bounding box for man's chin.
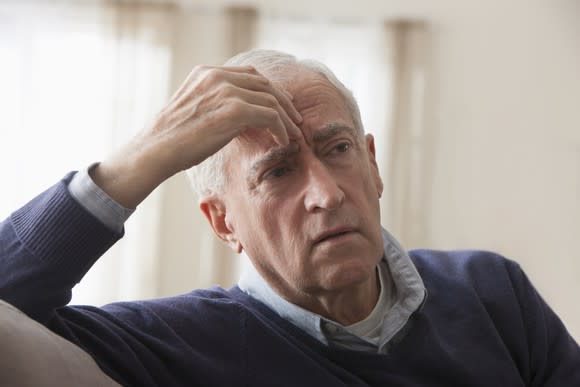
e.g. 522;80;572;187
318;258;378;291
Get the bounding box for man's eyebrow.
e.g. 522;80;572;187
248;142;300;178
311;123;358;144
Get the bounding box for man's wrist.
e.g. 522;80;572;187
68;164;134;233
89;137;174;209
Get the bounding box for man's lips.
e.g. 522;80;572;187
313;227;356;244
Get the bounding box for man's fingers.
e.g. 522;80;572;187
228;87;300;141
182;66;302;126
219;70;303;125
215;65;260;74
236;103;289;146
170;65;303;151
254;106;289;146
262;83;302;125
230;73;303;141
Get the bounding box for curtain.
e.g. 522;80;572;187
383;21;431;248
0;1;118;217
0;1;174;305
0;1;171;304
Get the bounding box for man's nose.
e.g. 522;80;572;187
303;160;345;212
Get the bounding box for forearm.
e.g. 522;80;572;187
89;65;301;208
90;135;171;209
0;64;301;323
0;173;122;323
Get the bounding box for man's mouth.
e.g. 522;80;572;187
314;227;355;244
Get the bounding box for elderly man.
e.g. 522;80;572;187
0;49;579;386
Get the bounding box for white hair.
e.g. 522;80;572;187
187;49;364;199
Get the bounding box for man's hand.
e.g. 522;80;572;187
91;66;302;208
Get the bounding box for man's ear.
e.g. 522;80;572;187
199;198;243;253
365;134;384;198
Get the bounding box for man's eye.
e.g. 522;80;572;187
265;166;291;179
333;142;351;154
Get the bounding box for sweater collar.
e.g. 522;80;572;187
238;227;426;352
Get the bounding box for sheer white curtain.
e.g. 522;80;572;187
90;2;174;304
0;2;116;217
0;1;173;305
382;21;431;248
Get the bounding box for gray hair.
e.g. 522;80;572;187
187;49;364;199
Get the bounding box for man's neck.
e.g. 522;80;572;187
280;270;381;326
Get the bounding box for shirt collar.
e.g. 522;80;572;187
238;227;427;349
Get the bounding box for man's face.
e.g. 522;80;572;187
218;70;384;301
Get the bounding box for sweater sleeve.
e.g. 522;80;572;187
506;260;580;386
0;172;122;323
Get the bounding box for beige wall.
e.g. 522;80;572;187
158;0;579;339
414;1;580;339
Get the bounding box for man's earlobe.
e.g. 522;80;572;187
231;239;243;254
199;198;240;252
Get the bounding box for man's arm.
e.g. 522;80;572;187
0;65;301;322
92;65;301;208
0;173;122;322
507;261;580;386
68;164;135;234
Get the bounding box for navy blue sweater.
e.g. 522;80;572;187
1;175;579;386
